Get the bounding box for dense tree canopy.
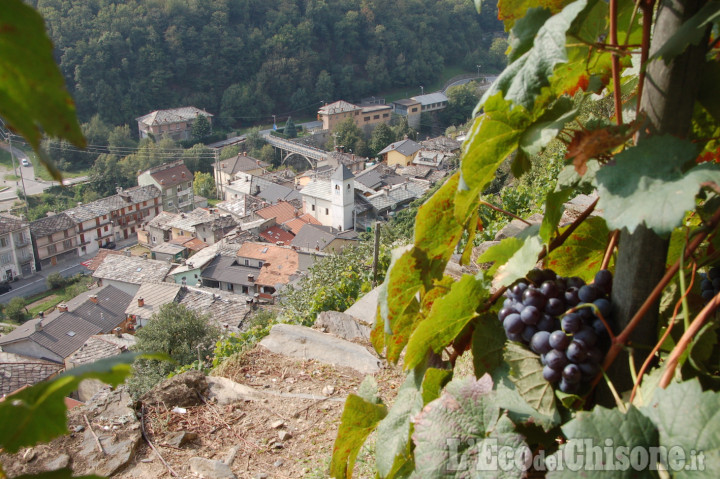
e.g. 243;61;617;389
29;0;503;128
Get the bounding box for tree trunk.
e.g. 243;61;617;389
601;0;709;402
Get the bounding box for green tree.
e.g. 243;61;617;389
369;122;396;156
328;118;364;154
191;114;211;142
315;69;335;103
284;116;297;138
219;144;241;161
442;81;481;126
391;116;417;141
127;303;220;398
5;297;28;324
107;124;137;155
193;171;216;198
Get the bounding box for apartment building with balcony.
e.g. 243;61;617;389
137;161;195;213
30;213;78;270
0;214;35;280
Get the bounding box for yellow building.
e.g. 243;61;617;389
318;100;392;132
378;139;422;167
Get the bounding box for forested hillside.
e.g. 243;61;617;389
30;0;503;128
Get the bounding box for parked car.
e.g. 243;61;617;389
0;282;12;294
21;159;30;167
101;242;116;250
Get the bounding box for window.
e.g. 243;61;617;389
325;208;329;215
0;236;7;248
103;215;107;220
0;253;11;264
152;236;156;243
335;185;340;191
63;239;72;249
383;113;389;118
104;225;108;232
311;204;315;211
411;107;418;112
64;230;69;238
47;244;57;255
143;201;147;207
168;200;174;207
244;259;249;265
373;115;380;120
364;116;370;121
347;184;351;190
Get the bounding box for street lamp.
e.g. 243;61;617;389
420;85;424;96
476;64;482;77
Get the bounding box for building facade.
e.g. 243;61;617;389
136;107;213;141
137;161;195;213
30;213;79;270
0;214;35;280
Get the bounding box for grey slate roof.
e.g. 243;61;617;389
378;139;422;157
66;334;136;367
65;185;161;223
30;213;75;237
176;287;251;331
354;165;406;190
0;214;26;235
366;182;428;212
93;254;173;285
146;211;177;231
201;256;258;286
136;107;213;126
215;154;268;175
291;224;359;250
125;283;182;320
331;164;354;181
0;352;64;396
0;285;132;361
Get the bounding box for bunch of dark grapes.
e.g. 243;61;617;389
498;268;615;394
700;267;720;301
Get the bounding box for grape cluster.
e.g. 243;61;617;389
498;268;614;394
700;267;720;301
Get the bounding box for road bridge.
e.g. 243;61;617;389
262;133;329;169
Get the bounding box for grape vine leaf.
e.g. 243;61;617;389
547;405;658;478
519;96;578;158
491;363;561;430
495;235;545;288
649;1;720;63
477;236;523;276
641;379;720;476
330;394;388;479
539;189;573;244
545;216;609;281
497;0;575;30
458;94;532;223
422;368;453;406
596;135;720;236
0;0;85;181
481;0;590;112
472;315;507;378
405;274;489;369
376;371;424;478
0;353;139;453
413;375;524;478
357;376;382;404
415;173;465;264
504;342;558;420
508;7;554;62
556;160;600;192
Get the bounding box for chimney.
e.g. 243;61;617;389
243;151;247;156
181;171;186;178
113;327;122;338
137;297;145;307
160;179;165;185
89;295;98;304
34;321;43;332
248;274;254;282
221;163;226;168
57;303;69;312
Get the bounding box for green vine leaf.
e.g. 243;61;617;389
330;394;388;479
642;379;720;475
596;135;720;236
547;405;658;478
477;236;523;277
405;274;489;369
376;371;424;478
504;342;558;420
539;189;573;244
481;0;590;112
497;0;576;30
415;173;465;264
495;235;545;288
472;314;507;378
0;0;85;181
649;1;720;63
491;363;561;430
545;216;609;281
508;7;554;62
519;96;578;158
0;353;138;453
421;368;453;406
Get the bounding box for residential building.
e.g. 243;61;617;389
411;92;449;113
291;224;359;253
391;99;422;128
354;164;407;191
0;351;63;397
299;165;355;231
318;101;392;132
0;214;35;280
137;161;195;213
213;152;269;192
29;213;78;270
65;185;162;256
317;151;366;175
162;208;237;245
150;242;187;262
225;174;302;205
0;285;132;364
169;243;225;286
92;254;173;296
136;107;213;141
138;211;176;246
377;139;422;167
215;197;266;221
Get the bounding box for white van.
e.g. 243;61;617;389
21;159;29;167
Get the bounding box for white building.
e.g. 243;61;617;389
299;165;355;231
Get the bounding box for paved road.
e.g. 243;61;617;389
444;75;499;92
0;142;57;201
0;263;88;304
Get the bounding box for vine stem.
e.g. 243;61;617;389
659;290;720;388
479;200;531;225
635;0;655;119
591;206;720;390
610;0;623;126
601;229;620;270
629;261;697;403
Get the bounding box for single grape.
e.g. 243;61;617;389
578;285;600;303
503;313;524;335
562;363;582;384
592;318;609;336
543;366;562;383
712;278;720;290
701;279;713;291
564;287;580;307
574;327;598;347
559;379;580;394
536;314;556;332
545;349;569;371
579;361;599;378
594;269;613;287
498;307;513;321
540;280;560;298
578;307;594;322
521;325;537;343
512;282;528;298
530;331;552;355
567;340;588;363
520;305;541;325
503;298;514;309
709;267;720;281
555;277;568;292
522;288;547;310
701;289;715;300
549;330;571;350
545;297;565;316
593;298;611;318
561;313;582;334
567;276;586;289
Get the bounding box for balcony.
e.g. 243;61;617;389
19;255;33;265
14;237;29;247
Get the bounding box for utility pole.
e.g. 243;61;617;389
372;221;381;287
214;148;222;201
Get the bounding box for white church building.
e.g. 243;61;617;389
299;165;355;231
